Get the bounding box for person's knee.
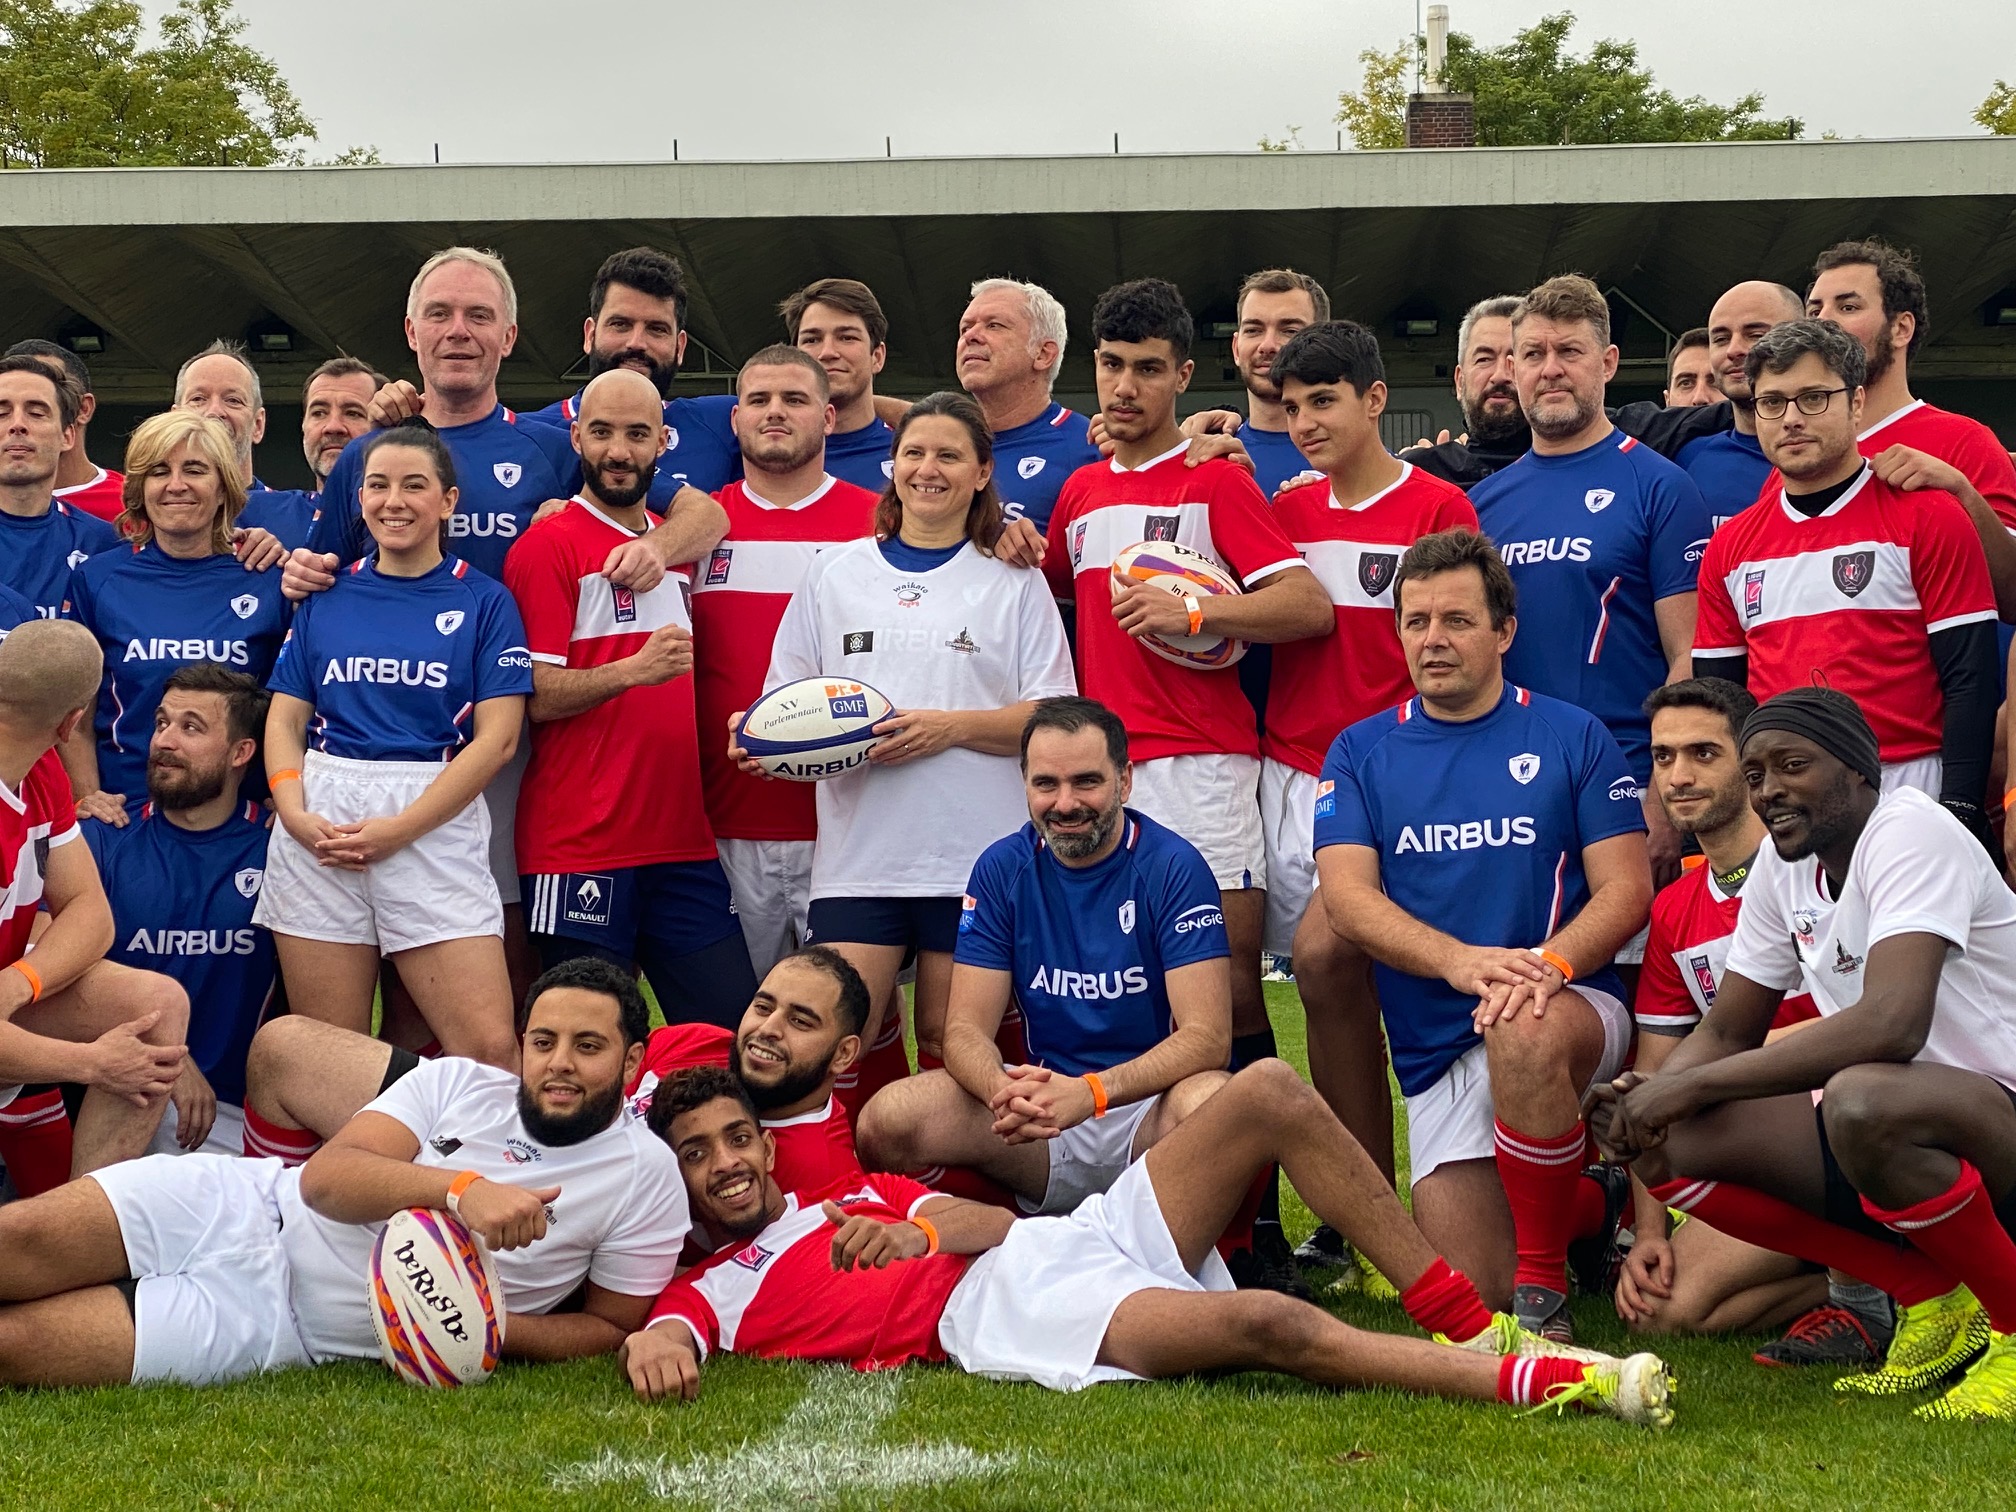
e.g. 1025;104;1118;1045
1819;1065;1901;1167
855;1073;947;1170
1482;1001;1575;1081
242;1018;303;1114
129;970;188;1042
1222;1057;1306;1110
1238;1290;1325;1358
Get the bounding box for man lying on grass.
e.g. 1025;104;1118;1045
620;1061;1676;1426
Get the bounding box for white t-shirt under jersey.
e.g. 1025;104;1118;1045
276;1056;689;1362
766;538;1075;899
1726;786;2016;1092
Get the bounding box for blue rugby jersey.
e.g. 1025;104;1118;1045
267;555;532;762
1677;429;1772;531
521;391;742;505
955;809;1228;1076
0;500;118;618
1238;424;1315;498
1468;429;1712;778
823;416;896;493
85;801;276;1107
989;403;1102;533
238;481;318;551
0;580;33;638
1312;684;1645;1095
64;545;290;799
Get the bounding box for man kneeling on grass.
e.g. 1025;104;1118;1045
620;1061;1677;1426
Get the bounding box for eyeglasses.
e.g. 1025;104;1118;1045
1754;387;1849;420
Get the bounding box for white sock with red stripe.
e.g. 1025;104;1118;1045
242;1105;323;1166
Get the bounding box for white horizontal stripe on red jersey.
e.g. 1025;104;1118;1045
1299;538;1408;611
0;821;58;941
565;565;693;646
1070;500;1300;589
691;537;840;598
1714;537;1922;631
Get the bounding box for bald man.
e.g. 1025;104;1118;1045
1677;282;1807;526
503;370;758;1027
0;621;190;1184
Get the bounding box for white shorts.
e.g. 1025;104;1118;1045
1402;984;1632;1184
1258;758;1319;956
1883;754;1940;799
718;837;813;978
940;1155;1233;1392
484;731;531;907
1127;752;1264;892
1020;1094;1160;1216
90;1154;313;1385
1615;923;1648;968
253;751;502;953
146;1100;247;1158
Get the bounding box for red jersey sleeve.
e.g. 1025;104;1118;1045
29;749;77;845
1203;465;1303;586
645;1270;722;1357
1692;527;1745;655
501;519;581;665
1634;878;1701;1032
1910;491;1998;631
1949;424;2016;532
1040;483;1081;596
628;1023;734;1094
859;1171;940;1217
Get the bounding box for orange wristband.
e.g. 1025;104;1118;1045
445;1169;481;1217
1085;1071;1110;1119
269;768;303;787
1183;594;1204;637
911;1215;941;1256
2003;785;2016;813
7;959;42;1002
1530;947;1574;983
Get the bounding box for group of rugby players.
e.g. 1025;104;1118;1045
0;230;2013;1430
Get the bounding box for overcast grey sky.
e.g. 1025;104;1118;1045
223;0;2013;163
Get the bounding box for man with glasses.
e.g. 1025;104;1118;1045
1693;319;1998;840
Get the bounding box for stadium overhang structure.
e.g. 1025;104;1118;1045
3;135;2013;486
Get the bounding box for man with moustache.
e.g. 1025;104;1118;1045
1677;283;1807;527
298;358;386;494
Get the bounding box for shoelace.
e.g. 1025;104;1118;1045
1780;1306;1870;1348
1521;1372;1601;1418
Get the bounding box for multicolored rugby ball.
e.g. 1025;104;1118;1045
370;1206;506;1388
1110;539;1248;669
738;677;896;782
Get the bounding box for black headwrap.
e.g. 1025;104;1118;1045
1739;687;1882;791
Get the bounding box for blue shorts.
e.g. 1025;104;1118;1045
805;896;962;956
523;860;742;958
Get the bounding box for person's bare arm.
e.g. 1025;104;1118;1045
1316;843;1549;999
940;962;1015;1105
314;696;524;867
297;1110;558;1249
637;486;729;573
1094;956;1232;1106
60;724;126;825
1110;562;1333;646
528;627;692;723
866;700;1042;766
826;1192;1017;1269
504;1283;654;1362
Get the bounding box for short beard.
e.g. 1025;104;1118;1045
1667;785;1750;839
584;455;656;510
1040;798;1122;861
1863;325;1897;388
709;1191;772;1244
516;1076;623;1147
588;346;680;399
1526;390;1601;442
1460;387;1526;448
742;433;823;476
735;1042;830;1113
1241;366;1280;403
1772;770;1860;861
147;758;227;811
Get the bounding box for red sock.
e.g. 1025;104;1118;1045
1651;1177;1953;1306
1570;1173;1609;1239
1213;1169;1267;1260
1400;1256;1495;1342
1862;1161;2016;1333
242;1105;323;1166
913;1164;1021;1210
1498;1353;1589;1408
1494;1119;1587;1293
0;1087;73;1196
414;1039;443;1060
835;1017;912;1122
915;1049;944;1073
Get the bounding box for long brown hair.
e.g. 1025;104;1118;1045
119;410;248;553
873;390;1005;554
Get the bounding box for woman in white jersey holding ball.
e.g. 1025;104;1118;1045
736;391;1075;1065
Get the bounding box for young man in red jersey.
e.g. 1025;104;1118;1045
1262;321;1477;1282
1692;319;1999;848
505;368;754;1029
1806;238;2016;617
620;1060;1676;1426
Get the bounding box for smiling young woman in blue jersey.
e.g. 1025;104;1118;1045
734;391;1075;1072
64;412;289;824
258;422;532;1069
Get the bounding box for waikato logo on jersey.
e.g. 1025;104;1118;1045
893;581;927;608
1357;551;1399;599
502;1137;541;1165
1832;551;1874;599
1791;906;1820;960
1509;753;1541;785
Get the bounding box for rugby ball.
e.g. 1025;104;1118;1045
370;1206;506;1388
1110;540;1248;670
737;677;896;782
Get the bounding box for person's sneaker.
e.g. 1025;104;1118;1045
1525;1353;1677;1429
1753;1305;1889;1369
1916;1329;2016;1421
1354;1247;1401;1303
1261;955;1295;982
1293;1222;1351;1268
1566;1163;1632;1297
1440;1311;1611;1364
1512;1283;1575;1343
1836;1286;1989;1395
1229;1226;1312;1301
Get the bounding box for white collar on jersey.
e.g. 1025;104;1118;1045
1333;461;1414;512
1775;461;1873;525
52;464;108;497
760;1096;837;1129
569;495;649;538
743;473;839;512
1107;440;1188;474
1857;396;1925;444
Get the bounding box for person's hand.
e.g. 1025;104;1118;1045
170;1058;217;1150
1615;1071;1706;1153
1088;412;1112;456
1182;432;1254;472
1472;955;1569;1030
1582;1075;1638;1161
1870;444;1968;496
1179;409;1245;439
1110;573;1195;640
74;789;128;826
282;547;339;602
315;815;414;868
620;1325;701;1403
868;709;962;766
602;536;668;594
278;807;359;869
993;516;1046;569
1410;429;1457;449
725;711;772;779
530;497;572;528
452;1176;560;1251
232;527;286;572
1443;944;1549;1002
624;624;693;686
1615;1232;1675;1326
1645;799;1683;892
824;1201;932;1270
1273;469;1324;499
86;1011;185;1106
986;1064;1066;1142
367;379;425;428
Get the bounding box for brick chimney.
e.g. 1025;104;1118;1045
1405;5;1476;148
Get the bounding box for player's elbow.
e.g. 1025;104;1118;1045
1278;577;1335;640
1181;1019;1233;1075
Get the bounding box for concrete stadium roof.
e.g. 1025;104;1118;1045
4;134;2014;416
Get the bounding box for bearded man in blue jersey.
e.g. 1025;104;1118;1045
1314;528;1653;1341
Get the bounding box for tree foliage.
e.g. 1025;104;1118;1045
0;0;368;167
1979;81;2016;135
1328;12;1800;150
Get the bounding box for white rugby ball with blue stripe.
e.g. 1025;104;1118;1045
738;677;896;782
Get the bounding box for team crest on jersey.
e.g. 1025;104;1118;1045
1688;953;1717;1003
429;1136;462;1156
881;460;895;479
1508;753;1541;785
566;874;613;928
842;630;874;655
1743;568;1766;619
1119;899;1136;935
233;868;263;899
1142;514;1180;543
1832;940;1864;975
1070;521;1088;566
1018;456;1045;479
894;581;927;607
1585;488;1614;514
230;594;259;620
705;547;733;585
493;462;522;488
1357;551;1399;598
435;610;465;635
945;628;978;655
502;1137;541;1165
731;1241;774;1272
1791;907;1819;957
66;549;89;570
612;586;636;624
666;427;680;452
1831;550;1875;598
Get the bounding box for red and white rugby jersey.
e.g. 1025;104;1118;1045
1862;400;2016;533
645;1171;971;1370
1262;464;1479;775
1694;467;1995;762
690;476;880;842
1636;858;1818;1035
1041;445;1304;761
623;1022;862;1194
1;749;79;968
503;498;714;873
53;465;126;525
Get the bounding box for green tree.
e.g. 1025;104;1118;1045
1333;42;1413;150
1978;80;2016;135
0;0;371;167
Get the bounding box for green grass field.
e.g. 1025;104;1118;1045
5;984;2006;1511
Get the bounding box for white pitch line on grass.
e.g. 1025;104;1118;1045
550;1369;1017;1508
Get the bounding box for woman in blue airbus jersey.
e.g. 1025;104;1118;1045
258;422;531;1069
64;412;290;823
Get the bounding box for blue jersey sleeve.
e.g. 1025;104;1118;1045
1149;840;1231;967
267;596;317;704
518;418;581;495
1572;715;1650;845
1311;731;1377;853
953;841;1018;972
471;583;534;702
1645;462;1714;601
59;556;96;628
307;444;367;565
81;815;115;873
